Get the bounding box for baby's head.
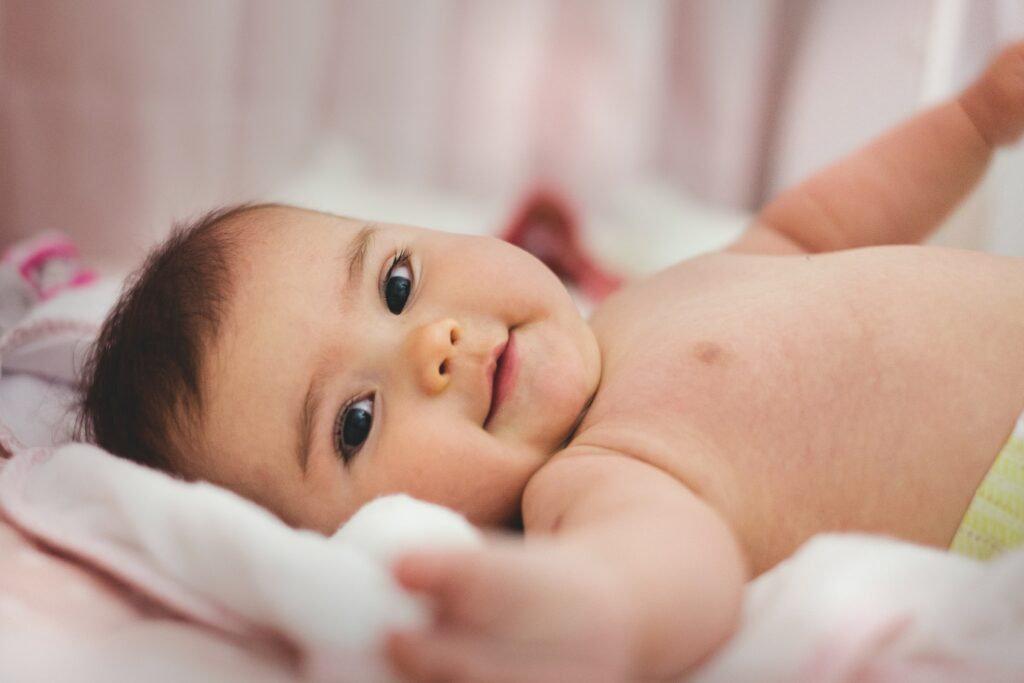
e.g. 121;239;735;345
79;205;600;532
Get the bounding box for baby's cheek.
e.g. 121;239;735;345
531;341;591;433
414;434;529;522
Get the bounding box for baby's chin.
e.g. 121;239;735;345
546;319;601;446
507;341;596;456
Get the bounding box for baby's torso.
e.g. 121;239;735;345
571;246;1024;574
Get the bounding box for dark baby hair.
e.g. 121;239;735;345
76;203;274;473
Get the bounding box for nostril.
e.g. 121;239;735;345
439;360;448;375
450;326;460;344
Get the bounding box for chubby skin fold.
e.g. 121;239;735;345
188;43;1024;682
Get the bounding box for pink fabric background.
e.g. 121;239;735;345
2;0;1022;271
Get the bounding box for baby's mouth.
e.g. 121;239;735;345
484;331;517;428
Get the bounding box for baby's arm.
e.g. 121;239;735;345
524;453;747;678
388;452;746;682
734;41;1024;254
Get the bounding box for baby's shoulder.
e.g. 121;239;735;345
587;249;782;332
521;442;696;533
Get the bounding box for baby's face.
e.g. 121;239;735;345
194;207;601;533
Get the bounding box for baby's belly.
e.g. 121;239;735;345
581;247;1024;574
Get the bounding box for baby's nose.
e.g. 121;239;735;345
408;318;461;395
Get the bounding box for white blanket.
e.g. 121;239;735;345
3;444;1024;682
0;445;480;682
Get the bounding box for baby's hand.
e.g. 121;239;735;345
961;41;1024;147
387;539;634;683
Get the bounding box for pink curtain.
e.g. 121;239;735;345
2;0;1021;270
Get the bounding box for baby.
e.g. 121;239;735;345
80;43;1024;681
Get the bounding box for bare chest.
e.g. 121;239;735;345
577;248;1024;573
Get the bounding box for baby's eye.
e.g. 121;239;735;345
384;253;413;314
334;396;374;462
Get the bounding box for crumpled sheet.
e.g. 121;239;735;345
690;535;1024;683
0;445;480;682
1;443;1023;683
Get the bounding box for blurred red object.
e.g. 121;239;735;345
500;189;622;302
1;231;97;302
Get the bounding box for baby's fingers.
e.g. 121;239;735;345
387;630;612;683
387;630;508;683
962;40;1024;146
392;550;521;626
392;551;469;595
392;550;480;612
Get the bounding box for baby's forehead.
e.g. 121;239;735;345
201;207;442;387
225;205;357;244
233;207;461;261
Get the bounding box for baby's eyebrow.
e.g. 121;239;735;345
296;223;378;475
344;224;378;292
297;363;330;476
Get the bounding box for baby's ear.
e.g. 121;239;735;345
330;494;482;565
